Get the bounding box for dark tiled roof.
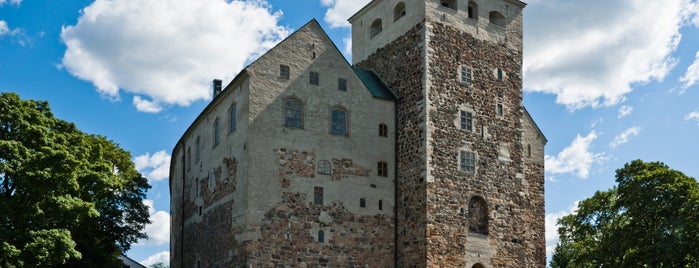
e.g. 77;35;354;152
352;67;397;100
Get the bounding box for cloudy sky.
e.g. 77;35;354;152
2;0;699;266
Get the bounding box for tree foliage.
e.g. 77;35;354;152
551;160;699;267
0;92;151;267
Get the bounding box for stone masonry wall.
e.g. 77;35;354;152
356;22;428;266
423;19;543;267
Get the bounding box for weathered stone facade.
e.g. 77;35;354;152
171;0;545;267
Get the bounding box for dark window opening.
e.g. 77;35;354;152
378;161;388;177
360;198;366;208
379;123;388;137
280;64;290;78
370;19;382;38
338;78;347;91
284;98;303;128
394;2;406;21
314;186;323;205
310;71;319;85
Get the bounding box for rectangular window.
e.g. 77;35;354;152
461;66;473;85
497;103;504;117
280;65;290;78
379;200;383;210
460;151;476;173
379;123;388;137
230;105;237;132
195;137;201;162
318;230;324;243
338;78;347;91
310;71;319;85
314;186;323;205
213;119;220;146
378;161;388;177
460;111;473;132
497;68;503;81
360;198;366;208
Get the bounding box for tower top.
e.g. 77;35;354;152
349;0;526;63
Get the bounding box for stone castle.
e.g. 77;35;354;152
169;0;546;267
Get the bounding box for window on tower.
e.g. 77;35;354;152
461;65;473;85
460;151;476;173
489;11;506;28
441;0;456;10
468;1;478;20
460;110;473;132
468;196;488;235
370;19;382;38
394;2;406;21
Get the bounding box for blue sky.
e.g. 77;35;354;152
2;0;699;266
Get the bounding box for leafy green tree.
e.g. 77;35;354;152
150;262;168;268
551;160;699;267
0;92;151;267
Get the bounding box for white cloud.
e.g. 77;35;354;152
342;35;352;56
134;150;170;182
139;200;170;246
681;51;699;89
546;202;580;258
524;0;697;110
320;0;371;28
0;0;21;6
140;251;169;267
610;126;640;148
685;111;699;125
545;132;605;179
0;21;8;36
618;105;633;118
60;0;289;112
133;96;163;113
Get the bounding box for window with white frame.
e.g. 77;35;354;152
460;110;473;132
318;160;331;175
461;65;473;85
460;151;476;173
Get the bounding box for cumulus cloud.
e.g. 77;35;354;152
60;0;289;112
0;0;21;6
546;202;580;258
618;105;633;118
524;0;697;110
681;51;699;89
685;111;699;125
139;200;170;246
134;150;171;182
0;20;19;37
140;251;169;267
610;126;640;148
320;0;371;28
545;132;605;179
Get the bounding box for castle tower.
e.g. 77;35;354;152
350;0;546;267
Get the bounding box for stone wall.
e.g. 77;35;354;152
357;22;428;266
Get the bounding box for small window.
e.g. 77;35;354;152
527;144;532;157
496;103;504;117
460;111;473;132
198;206;202;216
379;200;383;210
441;0;456;10
318;160;331;175
460;151;476;173
314;186;323;205
284;98;303;128
213;118;220;147
467;1;478;19
461;66;473;85
187;147;191;170
230;104;237;132
310;71;319;85
496;68;503;81
195;137;201;162
280;64;290;78
318;230;325;243
360;198;366;208
379;123;388;137
469;196;488;235
460;207;466;215
370;19;382;38
331;108;348;136
377;161;388;177
394;2;406;22
338;78;347;91
489;11;506;27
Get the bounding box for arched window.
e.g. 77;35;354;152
370;19;382;38
379;123;388;137
284;98;303;128
468;196;488;235
213;118;220;146
394;2;406;22
331;108;348;135
468;1;478;19
377;161;388;177
230;104;237;132
441;0;456;10
489;11;506;27
472;264;485;268
318;160;331;175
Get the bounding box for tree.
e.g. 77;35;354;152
150;262;168;268
551;160;699;267
0;92;151;267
